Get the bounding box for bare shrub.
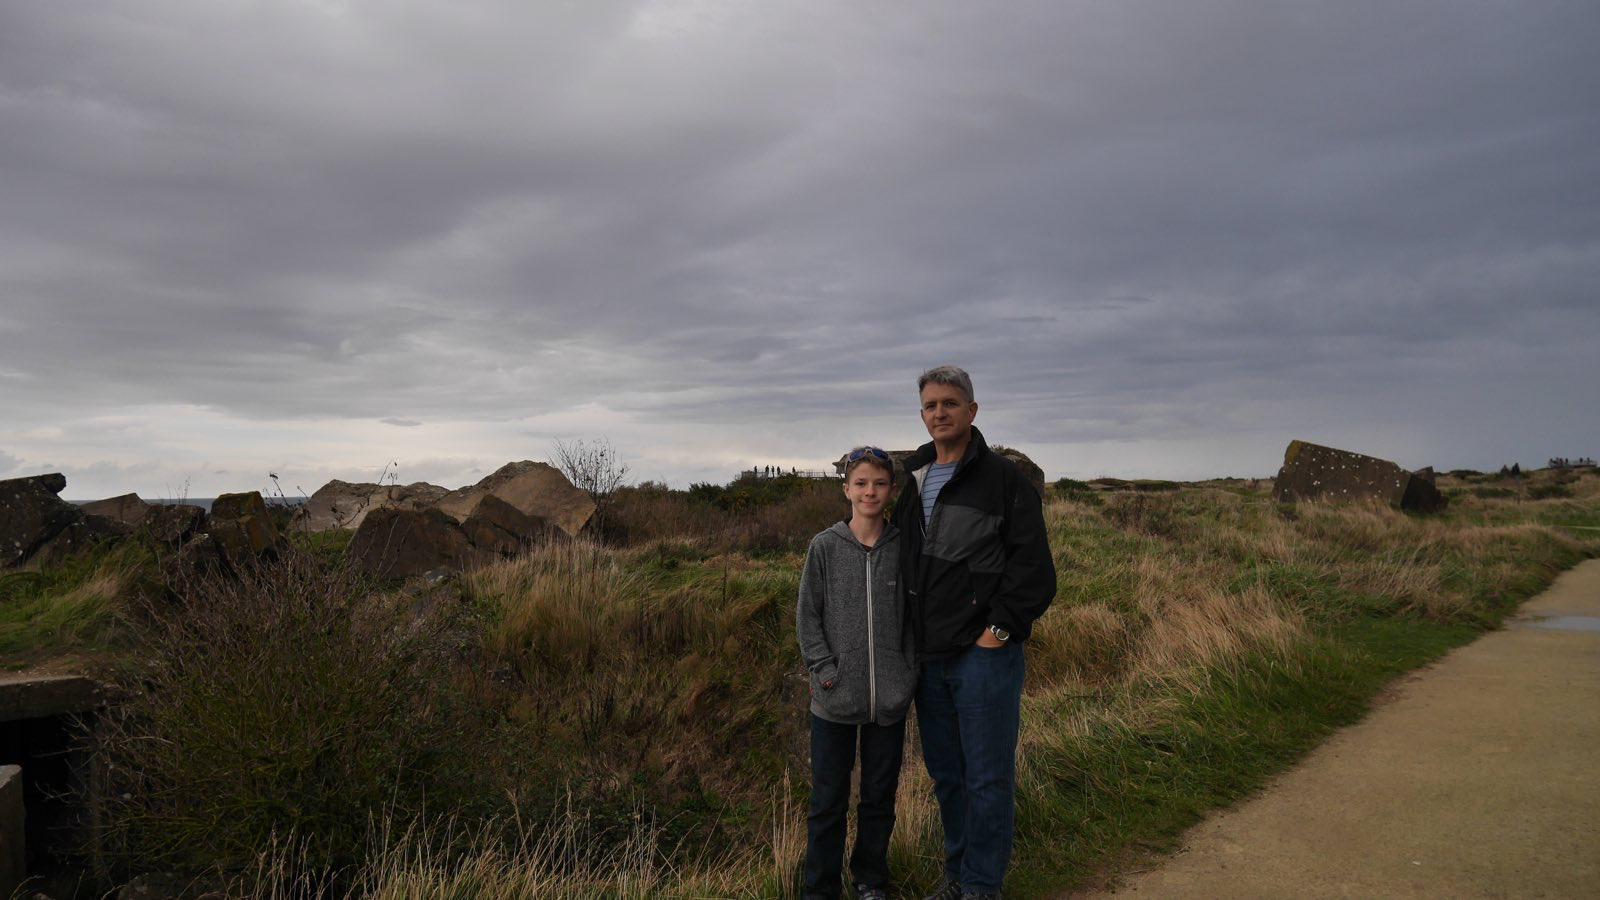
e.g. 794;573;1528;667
551;437;630;537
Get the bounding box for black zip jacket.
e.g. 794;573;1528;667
894;426;1057;661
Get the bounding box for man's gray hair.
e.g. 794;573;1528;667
917;365;975;403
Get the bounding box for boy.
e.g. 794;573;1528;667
797;446;918;900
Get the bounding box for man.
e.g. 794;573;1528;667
894;365;1057;900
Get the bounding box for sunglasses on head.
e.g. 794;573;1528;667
847;446;889;462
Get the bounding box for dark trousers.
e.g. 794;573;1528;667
916;642;1025;894
803;714;907;900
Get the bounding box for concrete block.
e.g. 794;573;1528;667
0;674;103;723
1271;440;1447;512
0;764;23;900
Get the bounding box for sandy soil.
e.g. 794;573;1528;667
1066;559;1600;900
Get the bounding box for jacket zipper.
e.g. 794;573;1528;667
865;549;877;722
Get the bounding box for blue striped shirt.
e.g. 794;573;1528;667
920;461;958;525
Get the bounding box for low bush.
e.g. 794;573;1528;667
608;477;846;553
87;551;489;882
1528;484;1574;500
1100;493;1182;538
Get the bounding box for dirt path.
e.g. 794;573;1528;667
1068;558;1600;900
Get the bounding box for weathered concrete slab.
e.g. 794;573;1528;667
0;473;83;568
28;512;132;569
0;764;21;900
347;506;474;579
1271;440;1446;512
460;493;559;556
79;493;150;527
0;674;105;723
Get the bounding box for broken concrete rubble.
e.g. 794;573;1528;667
1271;440;1447;512
346;507;475;579
0;474;82;568
79;493;150;527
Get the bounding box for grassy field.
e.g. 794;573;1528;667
5;465;1598;897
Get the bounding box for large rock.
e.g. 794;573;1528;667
434;462;595;538
80;493;150;527
460;493;559;557
163;492;286;584
139;504;207;546
29;513;131;569
1272;440;1448;512
993;446;1047;497
1402;467;1447;513
0;473;82;568
346;507;474;579
208;491;285;563
292;480;450;532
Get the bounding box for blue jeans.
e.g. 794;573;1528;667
916;641;1025;894
803;714;907;900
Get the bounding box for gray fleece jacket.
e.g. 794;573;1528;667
796;520;918;725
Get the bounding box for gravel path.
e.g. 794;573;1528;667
1067;558;1600;900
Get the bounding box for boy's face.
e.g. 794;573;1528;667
843;463;893;520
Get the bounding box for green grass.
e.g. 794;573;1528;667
0;539;152;664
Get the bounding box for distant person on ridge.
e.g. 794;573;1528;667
894;365;1057;900
796;446;918;900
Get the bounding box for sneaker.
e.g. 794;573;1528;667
960;892;1000;900
856;886;888;900
923;878;962;900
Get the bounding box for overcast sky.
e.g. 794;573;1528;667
2;0;1596;499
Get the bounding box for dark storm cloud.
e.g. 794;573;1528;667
2;0;1596;492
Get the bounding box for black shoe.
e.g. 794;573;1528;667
959;891;1000;900
923;878;962;900
856;885;889;900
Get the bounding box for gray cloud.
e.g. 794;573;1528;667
2;1;1596;497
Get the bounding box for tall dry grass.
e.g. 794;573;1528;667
238;790;804;900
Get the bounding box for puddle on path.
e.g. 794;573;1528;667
1520;615;1600;632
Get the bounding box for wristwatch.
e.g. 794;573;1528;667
988;624;1011;642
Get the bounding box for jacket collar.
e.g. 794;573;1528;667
906;425;989;474
828;518;898;549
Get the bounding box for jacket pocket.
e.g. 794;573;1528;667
811;652;868;721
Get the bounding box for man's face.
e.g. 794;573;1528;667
920;382;977;443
